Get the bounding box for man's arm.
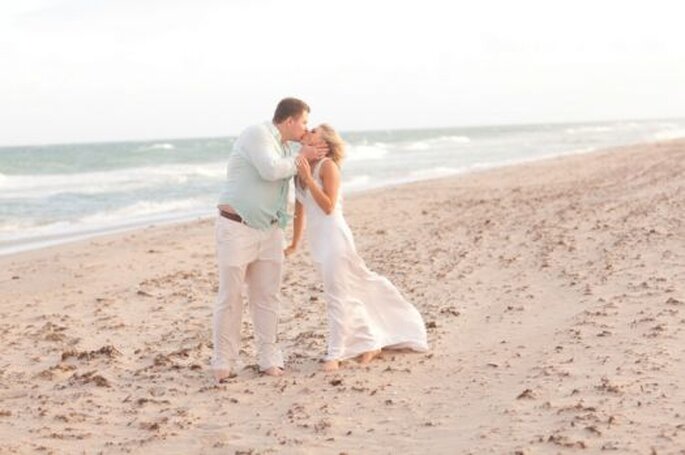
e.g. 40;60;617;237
246;127;329;182
246;128;298;181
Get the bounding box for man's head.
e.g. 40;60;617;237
273;97;310;142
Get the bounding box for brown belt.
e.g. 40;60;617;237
219;210;278;226
219;210;246;224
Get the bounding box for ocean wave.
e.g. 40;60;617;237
563;121;678;135
653;129;685;141
436;135;471;143
0;161;227;199
342;147;602;195
79;197;211;224
342;175;371;191
0;197;214;245
0;206;215;256
404;142;431;151
0;219;80;243
404;135;471;151
140;143;176;151
565;126;615;134
0;220;36;234
408;166;463;179
345;144;389;161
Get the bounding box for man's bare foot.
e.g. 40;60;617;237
261;366;285;377
359;349;381;364
213;369;236;383
322;360;340;372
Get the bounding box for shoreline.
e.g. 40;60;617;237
1;139;684;453
0;138;668;258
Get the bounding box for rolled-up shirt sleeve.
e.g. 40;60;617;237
245;127;297;181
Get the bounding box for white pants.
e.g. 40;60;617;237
212;216;285;373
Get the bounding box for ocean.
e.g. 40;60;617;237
1;118;684;256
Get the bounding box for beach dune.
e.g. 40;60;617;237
1;140;684;453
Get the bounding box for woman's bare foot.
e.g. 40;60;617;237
213;369;236;383
322;360;340;372
358;349;381;364
261;366;285;377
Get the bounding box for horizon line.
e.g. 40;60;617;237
1;115;683;150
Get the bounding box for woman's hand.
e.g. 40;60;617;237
284;244;298;257
296;158;312;183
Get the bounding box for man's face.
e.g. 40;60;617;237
286;111;309;142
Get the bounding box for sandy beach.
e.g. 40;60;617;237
1;139;684;454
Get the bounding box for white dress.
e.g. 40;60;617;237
295;158;429;361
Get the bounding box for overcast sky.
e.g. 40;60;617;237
1;0;683;146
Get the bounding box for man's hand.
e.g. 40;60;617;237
299;142;328;161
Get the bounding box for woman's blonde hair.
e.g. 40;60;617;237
318;124;345;166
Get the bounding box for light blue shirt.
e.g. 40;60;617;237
218;122;298;230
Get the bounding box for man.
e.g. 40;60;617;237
212;97;327;380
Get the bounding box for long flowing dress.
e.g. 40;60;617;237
295;158;429;361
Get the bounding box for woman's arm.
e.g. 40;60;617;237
285;200;305;256
300;160;340;215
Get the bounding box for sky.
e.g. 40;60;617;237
1;0;684;146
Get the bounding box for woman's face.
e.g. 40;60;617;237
303;127;323;146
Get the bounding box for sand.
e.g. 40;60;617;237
1;139;684;454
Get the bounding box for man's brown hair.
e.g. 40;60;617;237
273;97;310;123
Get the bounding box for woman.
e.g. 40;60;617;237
286;124;428;372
